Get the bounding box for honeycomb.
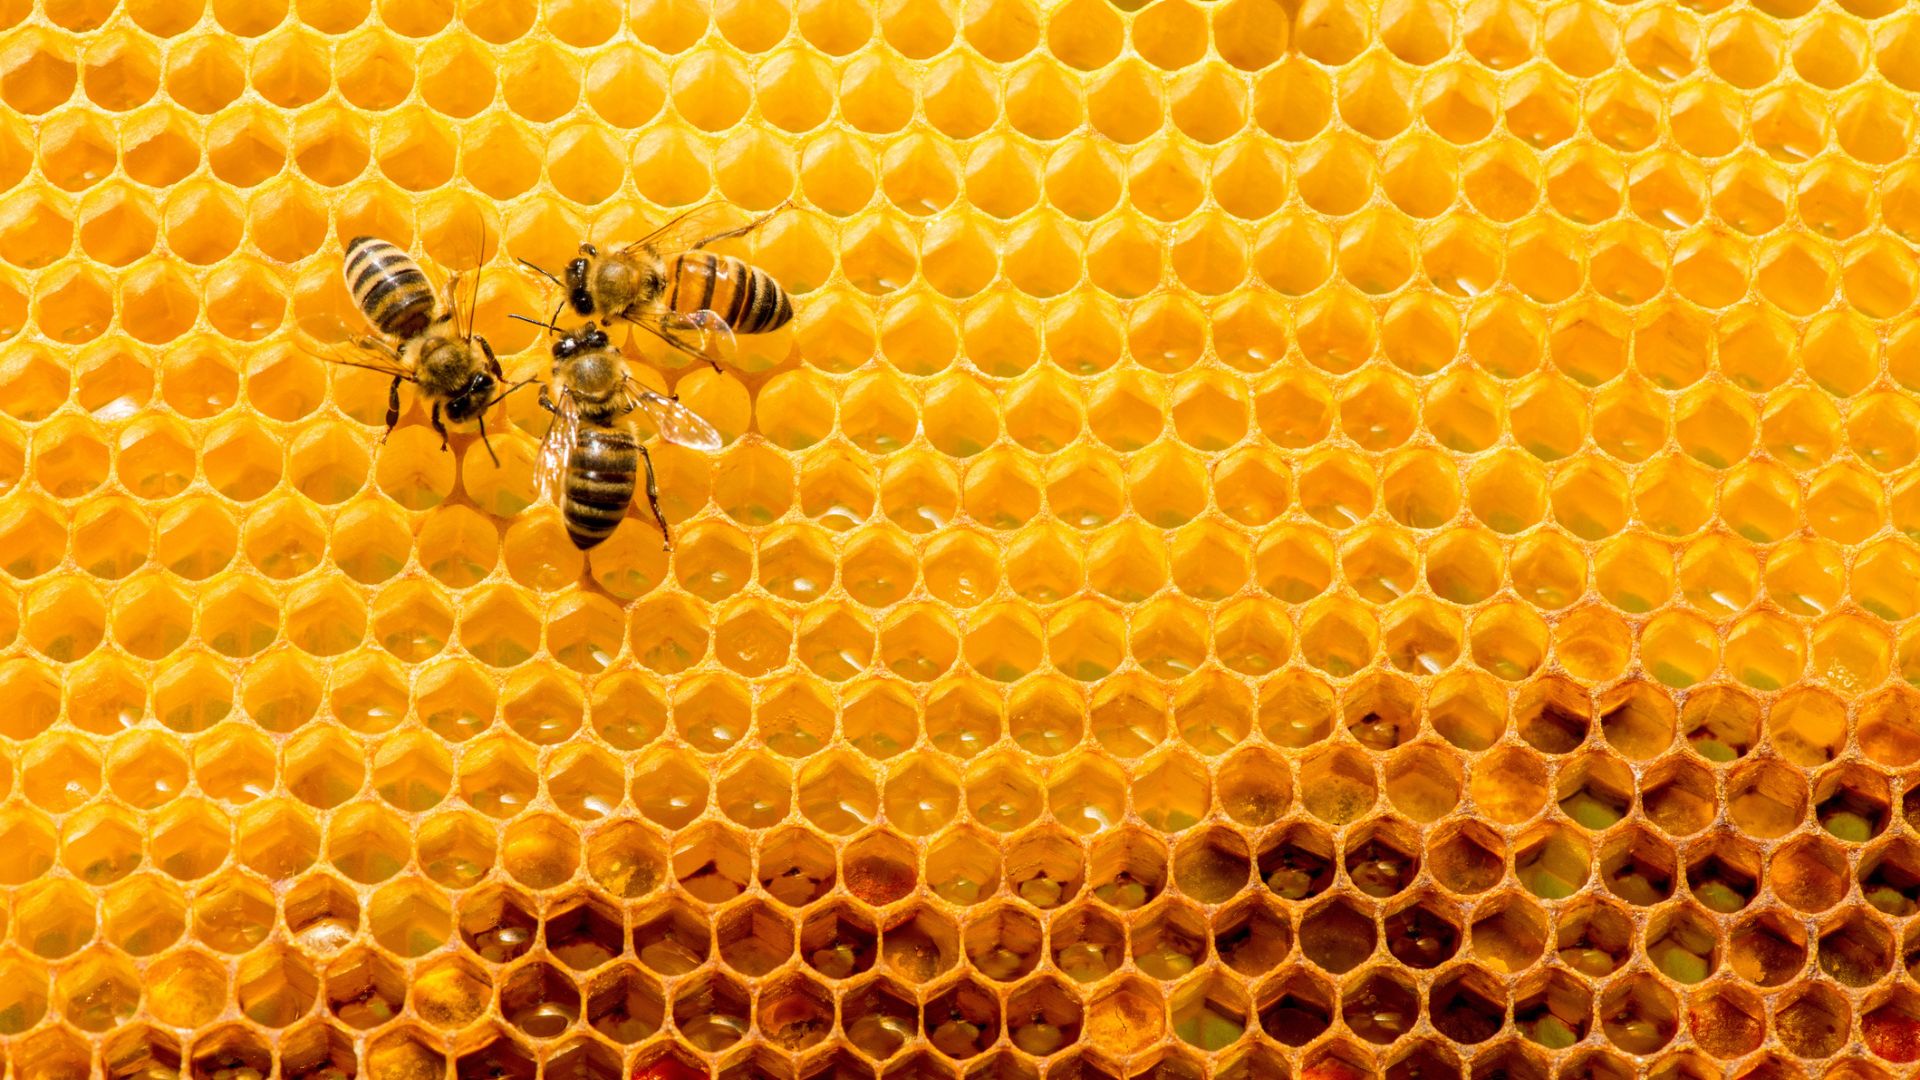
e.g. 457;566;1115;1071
12;0;1920;1075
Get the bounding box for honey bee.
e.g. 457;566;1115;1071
522;202;795;371
331;235;529;464
513;315;723;551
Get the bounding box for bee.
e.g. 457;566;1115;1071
512;315;723;551
332;235;529;464
522;202;795;371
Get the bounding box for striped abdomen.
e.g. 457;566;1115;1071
666;252;793;335
345;236;435;340
561;426;638;550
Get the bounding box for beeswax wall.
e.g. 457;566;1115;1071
5;0;1920;1075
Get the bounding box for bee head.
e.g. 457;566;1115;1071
443;371;497;423
565;249;596;315
551;322;610;361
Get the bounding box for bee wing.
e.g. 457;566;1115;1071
628;309;736;366
627;385;723;452
295;311;364;346
536;389;584;503
621;200;788;257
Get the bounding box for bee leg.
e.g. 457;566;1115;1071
538;384;557;414
382;375;402;442
637;441;671;552
475;413;501;468
431;403;449;451
688;203;790;249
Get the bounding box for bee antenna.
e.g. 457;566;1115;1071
508;313;560;335
518;258;563;288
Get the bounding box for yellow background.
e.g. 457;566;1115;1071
2;0;1920;1075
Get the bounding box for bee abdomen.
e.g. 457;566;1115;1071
670;253;794;336
561;427;639;550
729;261;794;335
345;236;435;340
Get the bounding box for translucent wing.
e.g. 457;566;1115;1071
295;311;365;346
628;384;723;452
628;308;737;367
621;200;787;257
536;388;584;503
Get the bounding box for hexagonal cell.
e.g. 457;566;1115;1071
844;977;920;1061
12;844;91;928
1255;966;1336;1047
1212;895;1292;979
1515;677;1592;755
1084;976;1167;1059
1172;826;1251;904
1005;826;1084;910
1639;757;1716;838
757;825;838;907
798;901;877;982
323;946;404;1030
1514;968;1592;1050
1596;971;1678;1055
1258;820;1337;900
1427;819;1507;896
409;954;490;1031
451;1027;534;1080
1681;833;1760;915
1343;818;1421;898
1051;903;1126;984
672;822;753;904
671;971;752;1053
718;900;795;977
1814;762;1892;843
1344;957;1420;1045
1342;671;1419;751
1687;982;1767;1060
1859;837;1920;917
1089;827;1168;911
1298;744;1378;825
1555;750;1633;832
844;829;917;907
584;962;664;1044
1128;899;1209;981
927;827;1001;906
500;960;581;1038
545;893;623;971
1597;679;1675;760
458;886;536;964
1430;964;1506;1045
1719;909;1804;992
1766;833;1850;916
1598;826;1677;906
279;1022;358;1080
1773;981;1850;1061
1300;895;1377;975
1644;903;1721;986
1555;897;1635;979
1514;822;1593;901
960;903;1042;982
751;973;834;1055
923;977;1002;1059
1819;908;1892;988
1383;894;1460;970
633;897;712;976
284;874;360;954
189;1025;274;1080
102;1024;183;1079
882;904;959;982
1680;685;1762;763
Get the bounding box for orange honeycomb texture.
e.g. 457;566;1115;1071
6;0;1920;1076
